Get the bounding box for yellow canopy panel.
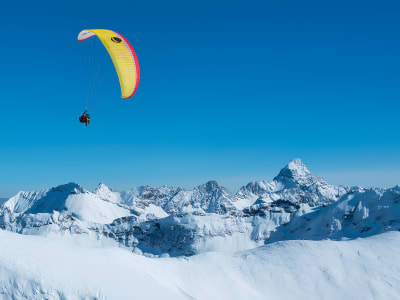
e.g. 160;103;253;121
78;29;140;99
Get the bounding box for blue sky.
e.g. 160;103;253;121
0;0;399;196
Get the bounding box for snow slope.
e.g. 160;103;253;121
0;229;400;300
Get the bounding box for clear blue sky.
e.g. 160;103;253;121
0;0;399;196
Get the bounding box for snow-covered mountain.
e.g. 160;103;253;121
0;159;399;257
268;185;400;242
1;183;131;224
237;158;346;206
1;158;400;299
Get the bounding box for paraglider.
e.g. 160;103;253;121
77;29;140;126
79;110;90;127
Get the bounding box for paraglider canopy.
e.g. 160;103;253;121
78;29;140;99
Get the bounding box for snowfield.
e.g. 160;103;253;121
1;229;400;300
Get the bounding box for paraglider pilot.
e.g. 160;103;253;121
79;110;90;127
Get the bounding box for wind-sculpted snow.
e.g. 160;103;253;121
1;229;400;300
0;159;399;257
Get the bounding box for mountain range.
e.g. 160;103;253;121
1;158;399;257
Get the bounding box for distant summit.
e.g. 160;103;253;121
274;158;325;187
94;182;115;194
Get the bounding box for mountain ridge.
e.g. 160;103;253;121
1;158;399;257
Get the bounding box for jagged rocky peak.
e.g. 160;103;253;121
93;182;121;203
273;158;324;187
196;180;235;200
194;180;235;213
197;180;226;193
161;180;235;215
131;185;177;206
237;159;326;200
274;158;311;181
140;185;175;197
94;182;114;193
237;181;274;197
